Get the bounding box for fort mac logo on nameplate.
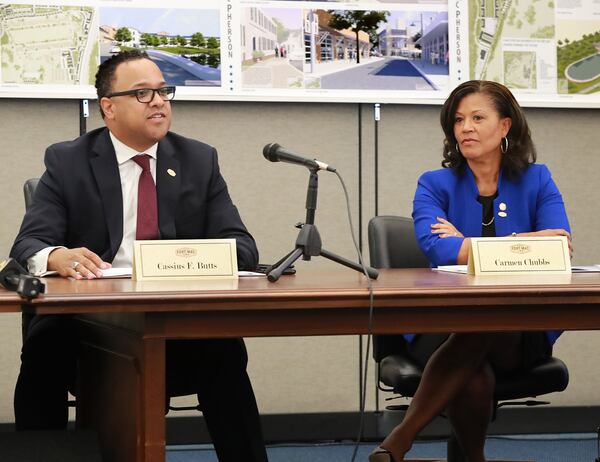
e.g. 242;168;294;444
467;236;570;276
132;239;238;281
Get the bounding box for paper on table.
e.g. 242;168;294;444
39;270;58;277
571;265;600;273
39;267;132;278
44;268;263;278
432;265;468;274
99;267;132;278
102;269;265;278
238;271;266;277
433;265;600;274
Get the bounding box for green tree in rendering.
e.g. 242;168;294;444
368;29;381;51
160;36;169;46
176;35;187;46
327;10;389;64
272;18;290;44
141;33;153;47
524;5;536;25
115;27;132;44
190;32;205;48
206;37;219;49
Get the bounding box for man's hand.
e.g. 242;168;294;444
48;247;111;279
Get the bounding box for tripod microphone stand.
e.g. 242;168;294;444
266;168;379;282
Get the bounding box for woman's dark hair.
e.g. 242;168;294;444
95;50;150;118
440;80;536;178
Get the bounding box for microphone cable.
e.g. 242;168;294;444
333;170;376;462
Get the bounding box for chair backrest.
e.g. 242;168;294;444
368;215;429;270
368;216;429;362
23;178;40;211
21;178;40;342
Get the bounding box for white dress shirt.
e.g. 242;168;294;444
27;131;158;274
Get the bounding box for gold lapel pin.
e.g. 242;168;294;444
167;169;176;177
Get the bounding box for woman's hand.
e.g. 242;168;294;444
514;229;573;257
430;217;463;238
430;217;470;264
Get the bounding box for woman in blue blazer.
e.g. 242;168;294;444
370;81;571;462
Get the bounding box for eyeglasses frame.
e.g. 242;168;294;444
105;86;176;103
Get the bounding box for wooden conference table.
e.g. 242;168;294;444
3;268;600;462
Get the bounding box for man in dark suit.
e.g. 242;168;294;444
10;50;268;462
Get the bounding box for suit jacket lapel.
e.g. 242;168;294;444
90;129;123;260
156;136;180;239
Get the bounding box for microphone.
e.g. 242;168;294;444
263;143;336;172
0;258;44;299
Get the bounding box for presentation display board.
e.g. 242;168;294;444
0;0;598;106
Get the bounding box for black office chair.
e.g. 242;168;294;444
23;177;40;211
21;177;80;409
368;215;570;462
21;178;40;340
22;177;205;414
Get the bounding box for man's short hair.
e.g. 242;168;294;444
95;50;151;118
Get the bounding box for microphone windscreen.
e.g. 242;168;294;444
263;143;280;162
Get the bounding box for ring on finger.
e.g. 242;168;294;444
71;261;80;270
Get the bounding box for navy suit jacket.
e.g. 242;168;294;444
11;127;258;270
412;163;570;344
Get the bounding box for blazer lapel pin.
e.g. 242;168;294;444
498;202;507;218
167;169;176;177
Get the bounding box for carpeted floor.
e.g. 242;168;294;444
166;433;598;461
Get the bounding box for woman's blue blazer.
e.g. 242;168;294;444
412;163;570;345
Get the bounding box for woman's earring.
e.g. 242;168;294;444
501;137;509;154
455;143;461;154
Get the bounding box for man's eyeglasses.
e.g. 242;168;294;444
106;86;176;103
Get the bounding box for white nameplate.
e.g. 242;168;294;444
467;236;571;276
132;239;238;281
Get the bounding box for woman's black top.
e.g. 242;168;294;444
477;193;498;237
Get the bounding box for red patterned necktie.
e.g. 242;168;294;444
132;154;159;240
